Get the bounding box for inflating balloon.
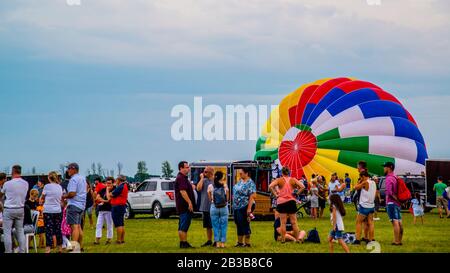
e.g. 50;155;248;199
255;78;428;180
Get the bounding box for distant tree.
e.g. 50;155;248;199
110;169;115;177
31;167;36;175
91;163;97;175
134;161;150;182
97;163;103;176
117;162;123;175
161;161;174;179
59;164;66;176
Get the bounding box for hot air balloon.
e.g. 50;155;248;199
254;77;428;181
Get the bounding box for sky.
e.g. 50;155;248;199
0;0;449;176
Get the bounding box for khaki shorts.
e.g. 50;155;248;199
436;196;448;209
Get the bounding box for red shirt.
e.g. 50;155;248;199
95;183;106;194
110;183;128;206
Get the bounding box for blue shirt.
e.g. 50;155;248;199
232;179;256;210
67;174;87;210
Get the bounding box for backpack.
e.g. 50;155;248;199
213;186;227;208
396;177;411;203
305;228;321;244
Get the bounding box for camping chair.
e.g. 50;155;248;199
25;210;40;253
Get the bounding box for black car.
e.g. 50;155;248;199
378;175;431;212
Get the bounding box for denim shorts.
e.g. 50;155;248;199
330;230;344;240
178;212;193;232
387;204;402;222
358;206;375;217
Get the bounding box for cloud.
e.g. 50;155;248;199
1;0;449;79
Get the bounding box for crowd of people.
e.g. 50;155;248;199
173;159;450;253
1;160;449;254
0;163;129;253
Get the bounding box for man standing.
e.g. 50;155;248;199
0;165;28;253
196;166;214;247
63;163;87;250
108;175;128;244
433;176;448;219
175;161;196;248
384;162;403;246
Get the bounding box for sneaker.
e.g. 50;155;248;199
352;240;361;245
244;244;251;248
234;243;245;248
362;238;370;244
93;241;100;245
180;242;195;249
212;242;217;247
105;240;111;245
201;241;213;247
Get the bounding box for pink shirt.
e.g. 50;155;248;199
277;177;296;205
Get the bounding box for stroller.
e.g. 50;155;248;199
296;194;311;218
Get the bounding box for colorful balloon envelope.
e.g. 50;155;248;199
255;77;428;180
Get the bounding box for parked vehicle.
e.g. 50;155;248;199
126;178;176;219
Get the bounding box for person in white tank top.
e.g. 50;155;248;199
353;171;377;244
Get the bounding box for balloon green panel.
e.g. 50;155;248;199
337;150;394;176
256;136;267;152
316;128;340;142
317;136;369;153
254;148;279;161
295;124;312;132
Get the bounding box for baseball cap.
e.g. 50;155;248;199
381;162;395;169
66;163;79;171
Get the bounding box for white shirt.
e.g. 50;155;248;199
67;174;87;210
359;179;376;209
331;205;345;231
43;183;63;213
1;178;28;209
329;180;342;196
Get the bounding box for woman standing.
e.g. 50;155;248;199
310;180;320;220
232;168;256;247
41;171;64;253
269;167;305;243
208;171;229;248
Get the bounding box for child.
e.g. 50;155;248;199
411;192;424;225
310;180;319;220
36;200;46;248
328;194;350;253
26;189;39;211
61;205;72;250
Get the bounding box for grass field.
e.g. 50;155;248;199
40;205;450;253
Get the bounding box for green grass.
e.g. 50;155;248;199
40;205;450;253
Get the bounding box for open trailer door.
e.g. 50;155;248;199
426;159;450;207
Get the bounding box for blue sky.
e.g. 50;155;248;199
1;0;449;176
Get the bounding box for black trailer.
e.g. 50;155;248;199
426;159;450;208
189;160;275;218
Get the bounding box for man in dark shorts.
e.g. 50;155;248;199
175;161;196;248
108;175;128;244
63;163;87;250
